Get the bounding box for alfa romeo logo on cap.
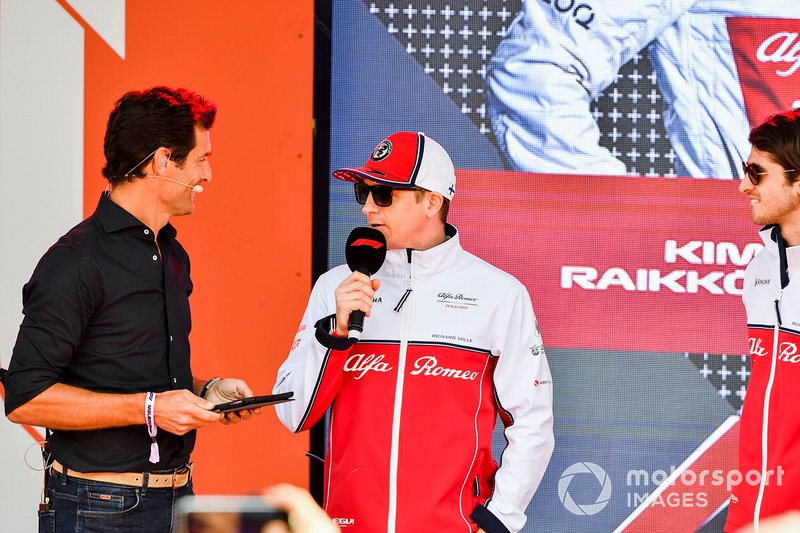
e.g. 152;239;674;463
371;140;392;161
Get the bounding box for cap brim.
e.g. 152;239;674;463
332;167;417;188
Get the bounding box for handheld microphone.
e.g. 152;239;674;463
344;227;387;341
145;175;204;192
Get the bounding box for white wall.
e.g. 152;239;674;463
0;1;123;529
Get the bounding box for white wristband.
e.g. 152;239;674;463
145;391;160;464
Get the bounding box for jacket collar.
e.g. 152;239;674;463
378;224;461;278
759;225;794;289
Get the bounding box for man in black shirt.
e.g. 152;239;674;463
4;86;259;532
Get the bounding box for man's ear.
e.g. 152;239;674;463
426;191;444;218
154;147;171;173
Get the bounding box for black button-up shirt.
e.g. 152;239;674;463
4;194;195;472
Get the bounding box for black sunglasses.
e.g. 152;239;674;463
354;182;423;207
741;161;796;186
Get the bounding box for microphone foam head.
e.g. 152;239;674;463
193;184;204;192
345;227;387;275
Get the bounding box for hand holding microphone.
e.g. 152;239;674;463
338;227;387;342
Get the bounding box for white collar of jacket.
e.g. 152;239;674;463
758;224;800;288
759;224;779;253
758;224;800;261
378;223;460;279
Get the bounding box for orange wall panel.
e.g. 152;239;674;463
79;1;314;493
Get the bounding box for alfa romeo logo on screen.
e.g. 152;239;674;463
558;462;612;516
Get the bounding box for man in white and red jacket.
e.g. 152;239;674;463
730;110;800;531
274;132;554;533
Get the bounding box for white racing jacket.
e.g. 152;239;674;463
274;225;554;533
487;1;800;178
729;225;800;531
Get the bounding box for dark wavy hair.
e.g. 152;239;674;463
749;109;800;184
102;87;217;186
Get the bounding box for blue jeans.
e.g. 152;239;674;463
39;469;193;533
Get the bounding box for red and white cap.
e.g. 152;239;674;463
333;131;456;200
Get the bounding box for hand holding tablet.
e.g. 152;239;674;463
212;391;294;413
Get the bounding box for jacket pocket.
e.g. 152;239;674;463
470;449;498;509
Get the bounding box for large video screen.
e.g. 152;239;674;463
327;2;797;531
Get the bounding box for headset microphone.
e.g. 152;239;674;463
145;175;204;192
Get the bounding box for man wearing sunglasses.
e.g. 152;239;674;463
274;132;554;533
728;110;800;532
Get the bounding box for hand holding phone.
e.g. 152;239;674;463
175;495;288;533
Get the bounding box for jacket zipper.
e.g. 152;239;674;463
387;254;415;533
753;294;782;530
394;249;413;312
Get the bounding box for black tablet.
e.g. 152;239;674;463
212;392;294;413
